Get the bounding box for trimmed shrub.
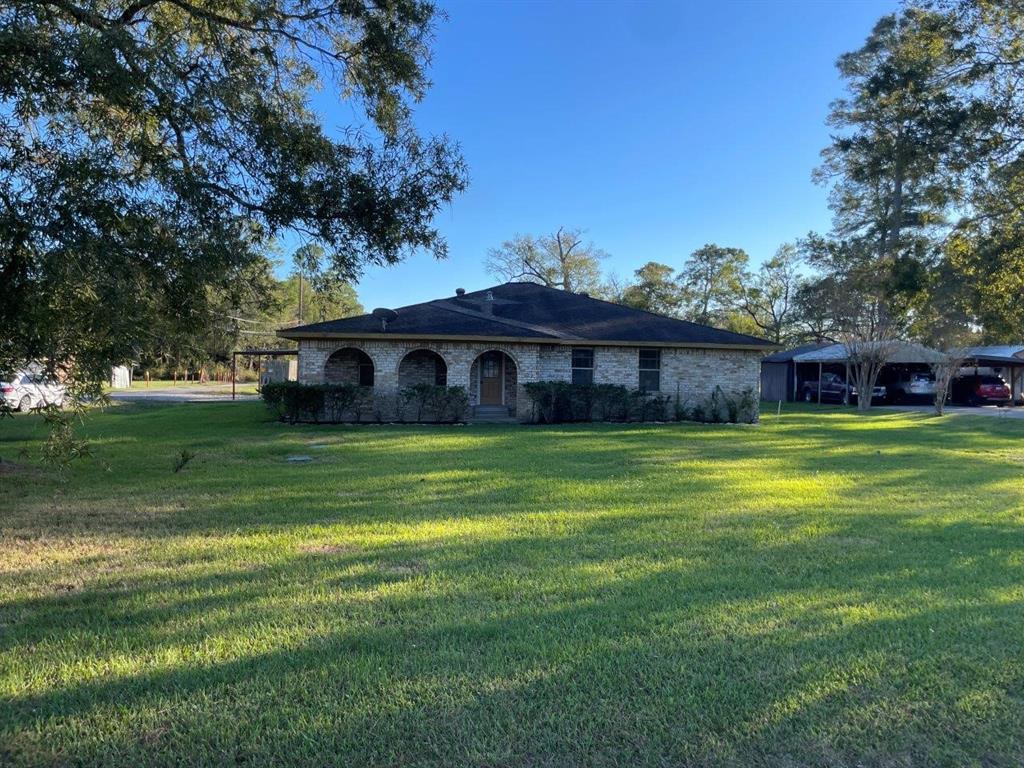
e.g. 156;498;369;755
262;382;467;423
401;383;438;422
324;384;367;422
523;381;572;423
523;381;757;425
261;381;326;424
438;386;470;423
524;381;671;424
682;386;759;425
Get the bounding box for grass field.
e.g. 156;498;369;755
1;402;1023;767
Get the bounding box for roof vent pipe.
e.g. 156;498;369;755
482;290;494;315
371;307;399;332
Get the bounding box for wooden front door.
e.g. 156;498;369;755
479;352;503;405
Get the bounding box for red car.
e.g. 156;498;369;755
951;374;1012;406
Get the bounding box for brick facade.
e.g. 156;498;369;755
298;338;762;421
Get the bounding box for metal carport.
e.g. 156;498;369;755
961;346;1024;405
787;342;946;404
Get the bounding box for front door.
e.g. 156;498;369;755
479;352;503;405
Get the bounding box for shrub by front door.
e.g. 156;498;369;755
479;352;503;405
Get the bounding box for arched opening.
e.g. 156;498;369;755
324;347;374;387
398;349;447;388
469;350;518;410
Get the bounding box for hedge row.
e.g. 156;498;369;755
523;381;758;424
523;382;670;423
262;381;759;425
261;382;469;423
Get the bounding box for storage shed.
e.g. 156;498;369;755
760;343;830;402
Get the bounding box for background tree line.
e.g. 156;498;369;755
137;245;362;380
488;231;838;347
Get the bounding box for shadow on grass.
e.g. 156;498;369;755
3;505;1023;766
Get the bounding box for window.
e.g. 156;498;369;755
639;348;661;392
434;359;447;386
357;351;374;387
482;355;501;379
571;348;594;385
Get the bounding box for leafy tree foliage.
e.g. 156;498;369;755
134;257;281;377
791;276;846;343
676;244;749;327
814;2;1024;347
814;8;973;331
737;244;805;344
287;243;363;325
619;262;684;316
278;274;362;327
485;227;607;294
135;254;363;377
922;1;1024;342
0;0;467;392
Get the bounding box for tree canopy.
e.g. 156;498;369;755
0;0;467;389
485;227;607;294
737;244;805;345
618;262;685;317
811;2;1024;348
676;244;749;327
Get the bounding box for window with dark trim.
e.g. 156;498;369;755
434;357;447;386
639;348;661;392
357;350;375;387
571;347;594;385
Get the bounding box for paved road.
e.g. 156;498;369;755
877;403;1024;420
110;384;258;403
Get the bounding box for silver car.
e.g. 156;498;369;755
1;368;66;411
887;371;936;402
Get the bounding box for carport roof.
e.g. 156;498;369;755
762;343;831;363
963;345;1024;361
790;342;947;365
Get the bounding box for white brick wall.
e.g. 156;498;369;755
298;338;762;420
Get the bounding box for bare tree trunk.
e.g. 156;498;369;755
554;226;583;292
844;337;895;412
931;350;965;416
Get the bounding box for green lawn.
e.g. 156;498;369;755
1;403;1022;767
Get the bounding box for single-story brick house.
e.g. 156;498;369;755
277;282;775;421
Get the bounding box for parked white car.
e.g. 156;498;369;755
886;371;936;402
1;369;66;411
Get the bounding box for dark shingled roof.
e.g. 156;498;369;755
278;282;775;347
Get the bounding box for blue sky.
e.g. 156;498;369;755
308;0;897;310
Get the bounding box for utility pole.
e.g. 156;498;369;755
297;271;304;325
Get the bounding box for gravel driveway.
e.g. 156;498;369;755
877;403;1024;420
109;384;258;403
